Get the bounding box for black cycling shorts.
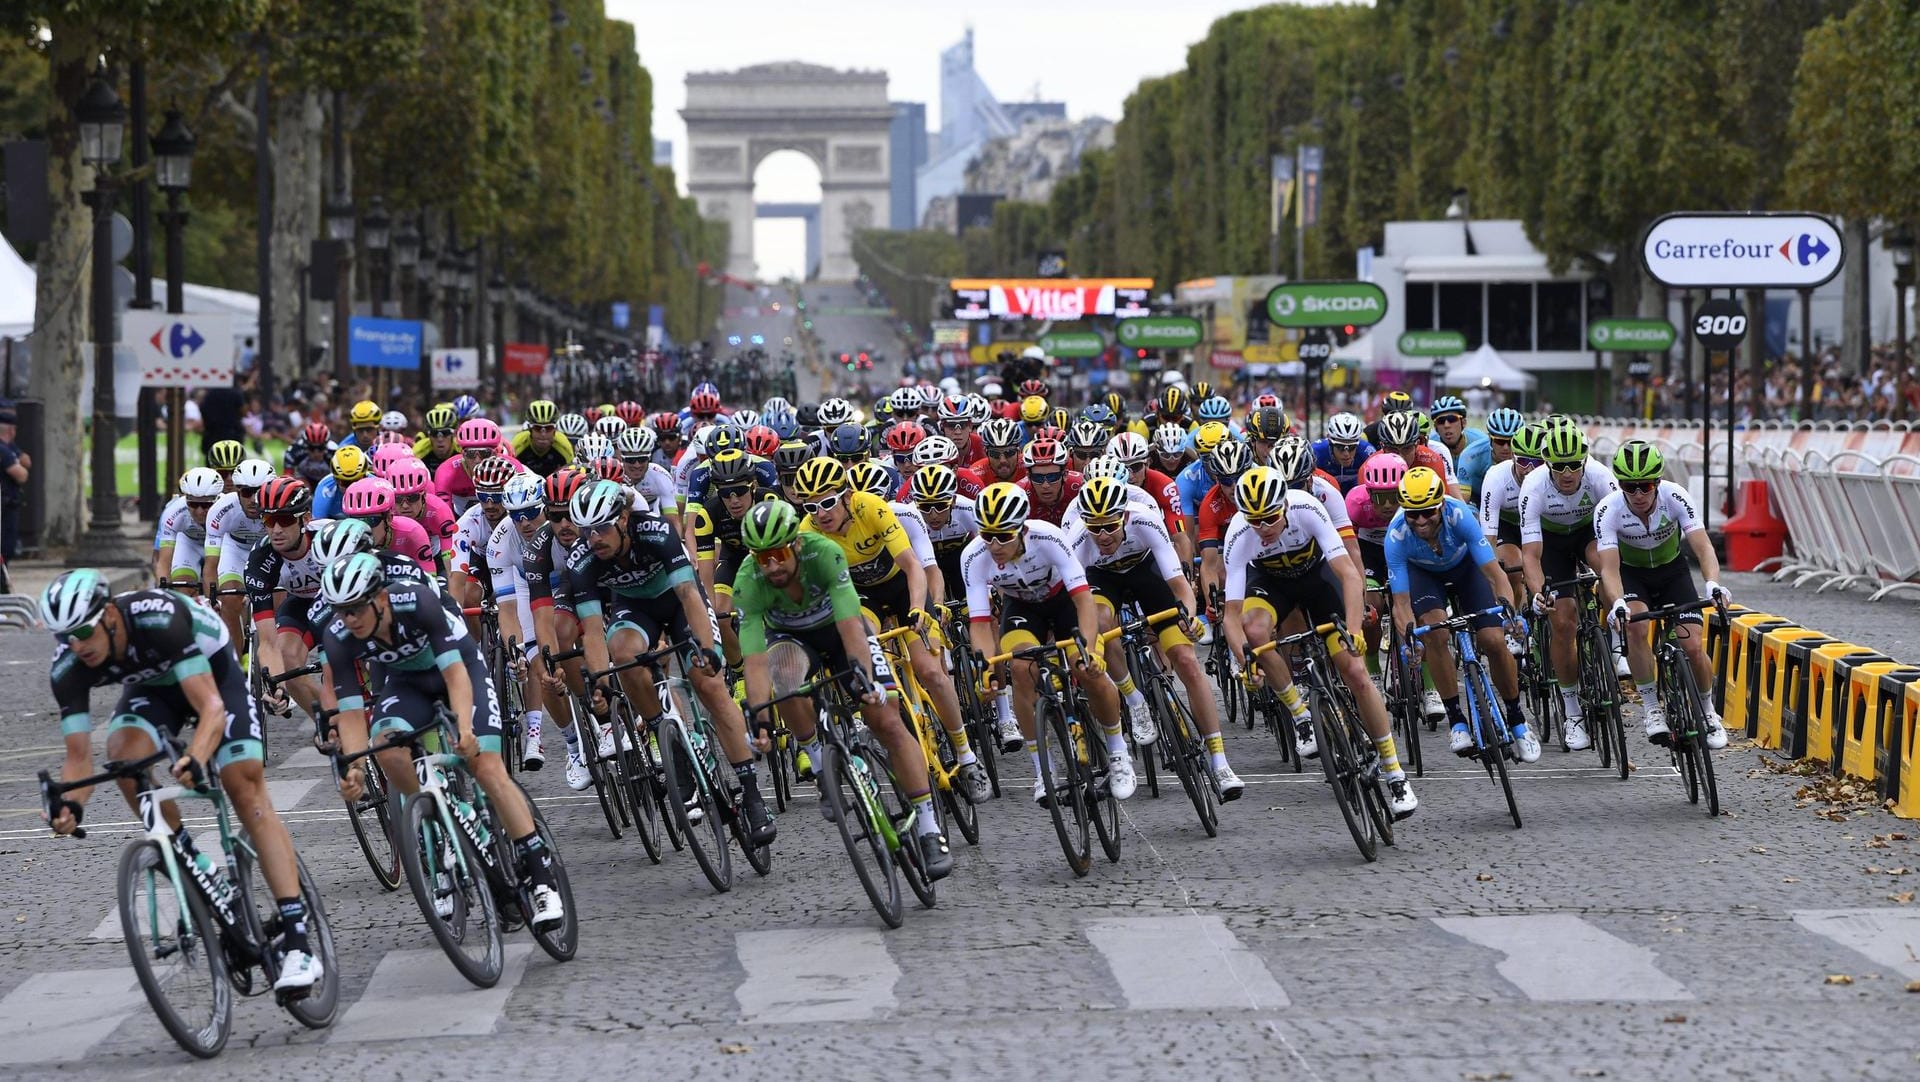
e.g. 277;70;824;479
1619;559;1703;625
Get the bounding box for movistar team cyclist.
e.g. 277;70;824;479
1385;467;1536;761
1518;423;1620;751
339;400;383;448
1592;441;1730;750
733;501;954;879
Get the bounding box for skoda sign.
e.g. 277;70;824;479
1266;280;1388;328
1588;318;1676;352
1037;331;1105;358
1115;316;1203;349
1641;212;1844;289
1397;330;1465;357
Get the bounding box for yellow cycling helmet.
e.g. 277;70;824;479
1019;395;1050;425
846;460;894;497
1193;421;1231;456
1076;476;1129;522
792;456;849;500
332;444;371;484
1398;466;1446;511
975;482;1031;531
1235;466;1287;518
525;399;558;425
425;404;458;432
349;400;381;427
206;439;245;471
1191;380;1213;400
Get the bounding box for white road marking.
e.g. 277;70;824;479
267;778;320;812
1433;914;1692;1001
328;944;534;1043
1791;909;1920;980
735;928;900;1023
1086;914;1289;1009
86;906;124;941
278;747;331;771
0;968;146;1063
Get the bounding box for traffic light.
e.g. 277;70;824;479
1136;348;1148;359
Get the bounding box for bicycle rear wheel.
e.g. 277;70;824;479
1387;649;1425;778
1312;685;1378;862
611;703;664;865
932;719;980;846
341;759;402;891
1035;694;1093;877
951;644;1001;797
522;792;579;962
822;741;903;928
573;695;626;839
657;716;733;894
1668;658;1720;817
396;795;504;988
118;841;231;1059
869;739;937;910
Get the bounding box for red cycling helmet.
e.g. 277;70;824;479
1023;437;1069;469
471;456;518;491
543;467;589;508
592;457;626;482
884;420;927;456
342;477;396;517
302;421;331;448
615;400;645;426
1031;425;1066;445
257;476;312;514
1017;378;1049;399
652;412;682;436
742;424;780;458
689;386;723;414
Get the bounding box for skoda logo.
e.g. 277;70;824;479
1272;294;1298;318
1591;325;1610;345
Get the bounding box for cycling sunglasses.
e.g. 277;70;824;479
1548;461;1585;474
66;616;104;641
186;500;216;511
475;491;507;505
717;485;754;500
263;512;303;528
1028;471;1065;485
509;506;543;523
1621;481;1658;494
429;428;455;438
917;499;953;514
1405;506;1441;520
802;493;843;516
529;423;556;433
1515;455;1544;468
1084;518;1125;535
753;544;795;566
981;529;1022;545
1246;511;1285;528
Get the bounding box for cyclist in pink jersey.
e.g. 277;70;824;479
343;478;437;574
387;459;458;559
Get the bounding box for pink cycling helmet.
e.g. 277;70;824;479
1361;452;1409;492
342;477;396;517
456;418;501;450
370;443;413;477
387;459;432;497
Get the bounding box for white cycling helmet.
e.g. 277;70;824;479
231;459;276;490
41;568;110;634
310;518;375;565
594;415;628;441
1153;423;1189;457
318;551;387;607
911;435;958;467
816;398;855;427
760;396;793;416
888;386;921;415
965;394;992;423
1325;412;1364;444
557;412;591;440
1107;431;1149;467
1084;455;1130;484
503;473;545;512
575;433;615;463
179;467;225;500
380;410;409;433
916;384;943;409
616;427;654;459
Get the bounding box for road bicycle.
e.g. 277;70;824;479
987;633;1126;876
1382;617;1426;779
542;644;642;843
1205;585;1249;732
40;743;339;1058
1550;571;1629;778
216;586;281;720
1114;605;1220;836
878;624;981;845
341;710;576;987
467;600;529;775
941;602;1001;797
1409;605;1523;828
267;663;400;891
1627;598;1726;817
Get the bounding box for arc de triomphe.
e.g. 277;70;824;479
682;62;893;282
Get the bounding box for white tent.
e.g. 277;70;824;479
1331;330;1378;364
0;233;35;339
1443;343;1535;392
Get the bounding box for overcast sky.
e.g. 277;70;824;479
606;0;1335;278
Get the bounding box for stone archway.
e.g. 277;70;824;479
682;62;893;282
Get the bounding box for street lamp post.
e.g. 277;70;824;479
152;108;194;497
1430;356;1447;402
363;196;390;318
392;215;420;319
325;196;355;392
1891;228;1915;420
72;69;142;565
488;273;508;404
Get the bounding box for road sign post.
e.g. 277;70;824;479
1298;328;1333;436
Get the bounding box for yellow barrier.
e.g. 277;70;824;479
1898;682;1920;818
1756;628;1834;750
1777;634;1839;759
1807;645;1890;767
1726;613;1795;738
1841;663;1920;784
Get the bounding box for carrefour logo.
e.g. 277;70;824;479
1647;233;1831;267
1641;213;1844;289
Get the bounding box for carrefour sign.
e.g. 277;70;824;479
1641;212;1844;289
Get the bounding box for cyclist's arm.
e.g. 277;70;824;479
57;731;96;812
243;549;287;679
672;575;717;658
1518;483;1546;599
1685;526;1721;585
1590;498;1627;608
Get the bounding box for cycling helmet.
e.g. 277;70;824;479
373;430;409;448
1019;395;1049;425
452;395;482;421
1077;476;1129;521
617;427;655;460
1430;395;1468;420
303;421;332;447
349;400;382;427
976;418;1016;451
1103;391;1127;418
179;467;224;500
888;386;921;416
471;456;518;492
793;457;849;499
1066;420;1108;455
847;461;893;497
741;499;802;551
708;448;757;486
1399;467;1447;511
1023;438;1069;469
1109;431;1149;466
911;435;957;468
1245;407;1287;442
1081;403;1116;429
1380;390;1415;415
816;397;855;427
257;476;312;514
1157;386;1189;419
1153;423;1189;458
732;409;760;431
965;394;992;423
774;440;812;474
40;569;110;634
912;464;958;503
526;399;558;426
689;383;722;414
1192;421;1232;457
569;479;629;528
319;551;386;608
1205;440;1252;483
1510;422;1548;460
1378;410;1421;448
501;473;544;512
424;404;458;432
827;423;869;458
704;424;740;456
1325;412;1364;444
1485;407;1525;439
577;433;618;464
231;459;276;491
594;415;628;441
590;456;626;483
884;421;927;456
762;409;799;440
937;395;969;422
388;459;432;497
596;403;616;418
456;418;501;450
1041;408;1069;435
615;401;645;426
1541;425;1589;466
761;396;794;417
1031;424;1067;446
1254;392;1281;410
342;477;396;517
1235;467;1287;518
1611;440;1664;482
917;384;943;410
975;483;1031;531
332;445;371;484
730;424;773;459
1270;435;1315;486
1361;452;1409;492
871;398;895;425
1196;395;1233;422
310;518;375;564
1192;380;1213;400
380;410;408;433
1084;455;1130;484
543;467;590;509
207;440;245;471
1416;411;1433;438
557;413;591;441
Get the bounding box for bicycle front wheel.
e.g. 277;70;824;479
118;841;231;1059
342;760;402;891
1669;658;1720;817
822;742;903;928
1159;678;1218;837
611;703;663;865
1313;685;1378;862
396;795;504;988
280;854;340;1028
657;716;733;894
1466;660;1521;829
523;791;579;962
1035;693;1093;877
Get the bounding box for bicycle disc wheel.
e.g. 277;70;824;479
1469;663;1522;829
118;841;231;1059
657;717;733;894
396;795;504;988
823;742;902;928
279;854;340;1028
1035;695;1093;877
1161;681;1218;837
523;793;579;962
1313;687;1378;862
342;760;402;891
612;705;663;865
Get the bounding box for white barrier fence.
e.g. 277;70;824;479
1570;417;1920;602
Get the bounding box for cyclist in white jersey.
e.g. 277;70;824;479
1478;421;1548;607
847;462;943;609
1592;441;1730;750
617;427;679;516
1272;436;1363;570
485;474;552;768
1518;425;1619;750
450;457;518;616
153;468;225;593
202;459;277;652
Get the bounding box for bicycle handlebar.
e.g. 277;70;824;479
39;748;176;839
1627;598;1724;625
744;665;864;716
265;662;322;686
1408;604;1514;639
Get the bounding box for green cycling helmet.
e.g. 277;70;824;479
207;440;245;471
1510;422;1548;460
1540;424;1589;466
526;399;558;425
1611;440;1664;482
741;499;802;552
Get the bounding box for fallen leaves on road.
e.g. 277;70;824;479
718;1043;752;1055
1906;981;1920;993
1888;891;1915;904
1662;1013;1688;1023
1784;877;1801;883
1750;845;1769;854
1475;873;1495;882
1463;1073;1513;1081
1824;974;1854;985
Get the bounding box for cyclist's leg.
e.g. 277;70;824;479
1617;563;1658;687
271;596;322;716
101;689;183;830
1541;536;1585;732
605;600;664;717
214;542;251;655
206;673;296;900
168;534;206;594
871;575;971;757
